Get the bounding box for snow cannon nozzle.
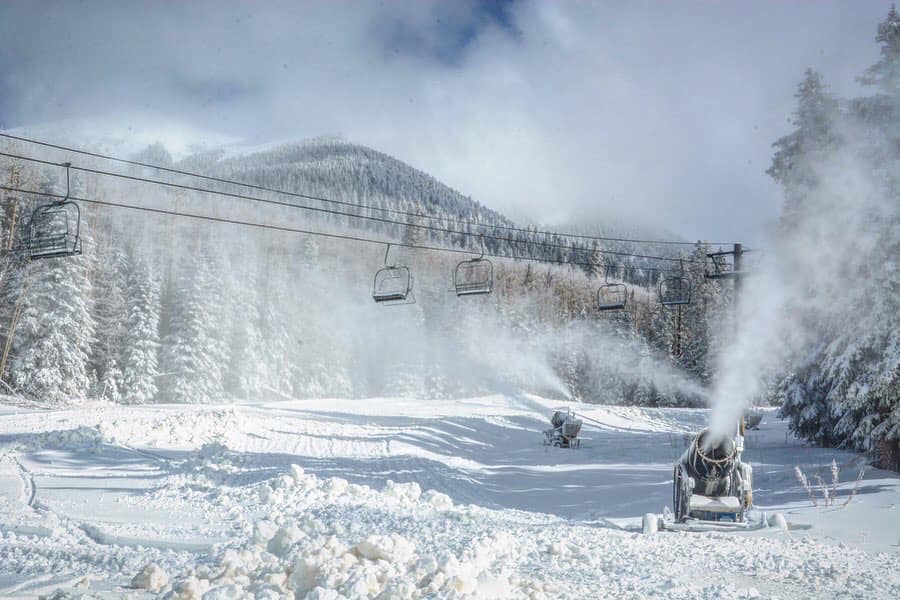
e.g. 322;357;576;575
698;429;735;460
686;428;738;483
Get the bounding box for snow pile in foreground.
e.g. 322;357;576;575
137;463;518;599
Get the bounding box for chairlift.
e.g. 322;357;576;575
26;162;82;260
659;261;691;307
596;265;627;311
373;243;414;304
706;253;731;279
454;236;493;296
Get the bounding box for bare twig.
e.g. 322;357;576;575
841;468;866;508
813;474;830;507
795;466;817;507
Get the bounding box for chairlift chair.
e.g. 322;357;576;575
372;244;414;304
596;265;627;311
706;253;731;279
26;163;82;260
453;236;493;296
659;261;691;306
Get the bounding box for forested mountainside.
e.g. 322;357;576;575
160;137;689;280
769;6;900;458
0;133;726;408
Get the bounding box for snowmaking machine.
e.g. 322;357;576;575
672;428;753;523
543;408;583;449
743;409;763;430
645;422;755;532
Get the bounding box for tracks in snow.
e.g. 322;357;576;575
11;455;36;508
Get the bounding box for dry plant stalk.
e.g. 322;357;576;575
795;466;817;507
813;474;831;506
830;459;840;505
841;468;865;508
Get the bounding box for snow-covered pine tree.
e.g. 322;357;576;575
91;242;129;402
774;5;900;457
120;254;161;404
581;242;604;279
159;247;228;404
858;4;900;96
223;252;267;400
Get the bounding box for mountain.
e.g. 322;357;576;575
154;137;692;278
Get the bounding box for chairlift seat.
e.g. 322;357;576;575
454;258;492;296
26;202;82;260
373;266;412;303
659;276;691;306
597;283;627;311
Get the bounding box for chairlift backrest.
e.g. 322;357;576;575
596;265;627;311
26;201;82;260
454;258;493;296
373;266;412;303
659;276;691;306
597;283;627;311
25;162;82;260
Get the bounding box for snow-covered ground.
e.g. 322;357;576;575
0;395;898;599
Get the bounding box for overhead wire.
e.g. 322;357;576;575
0;131;737;248
0;183;687;275
0;149;705;265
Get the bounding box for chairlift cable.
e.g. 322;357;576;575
0;183;688;274
0;132;738;248
0;150;704;265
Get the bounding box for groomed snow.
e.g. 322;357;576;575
0;396;898;599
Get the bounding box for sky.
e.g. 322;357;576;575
0;0;893;244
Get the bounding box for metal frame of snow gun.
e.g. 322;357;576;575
542;408;583;448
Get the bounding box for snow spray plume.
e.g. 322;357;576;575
708;117;896;440
545;320;710;406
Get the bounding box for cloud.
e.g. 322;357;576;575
1;0;892;243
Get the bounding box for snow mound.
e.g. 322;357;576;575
131;562;169;592
145;464;521;599
1;426;105;454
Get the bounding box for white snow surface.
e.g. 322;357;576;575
0;395;898;599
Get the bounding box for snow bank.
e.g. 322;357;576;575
149;464;518;599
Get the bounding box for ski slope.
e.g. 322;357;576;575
0;396;898;599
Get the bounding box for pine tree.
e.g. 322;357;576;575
858;4;900;95
771;11;900;455
768;69;839;198
120;256;161;404
91;243;129;402
224;264;267;400
159;249;227;404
